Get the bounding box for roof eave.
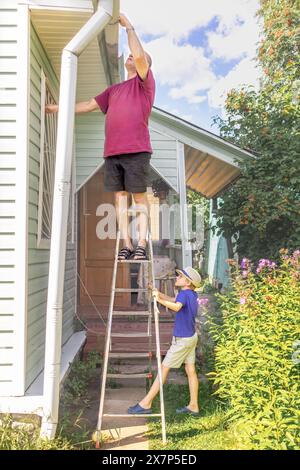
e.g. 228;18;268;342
151;106;256;164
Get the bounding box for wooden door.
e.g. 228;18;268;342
79;170;130;307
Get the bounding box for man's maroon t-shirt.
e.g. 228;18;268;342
94;69;155;158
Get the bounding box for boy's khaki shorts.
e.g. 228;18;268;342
162;333;198;369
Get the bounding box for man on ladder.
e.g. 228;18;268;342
47;11;169;446
46;13;154;261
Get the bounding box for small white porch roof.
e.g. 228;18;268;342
29;0;120;101
151;107;256;199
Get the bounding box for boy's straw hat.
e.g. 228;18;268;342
175;267;202;288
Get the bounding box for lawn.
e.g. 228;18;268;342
147;380;251;450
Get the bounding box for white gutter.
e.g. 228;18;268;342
40;0;115;439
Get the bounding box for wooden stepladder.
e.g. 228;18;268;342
93;207;166;448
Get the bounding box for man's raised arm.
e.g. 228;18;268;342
119;13;150;80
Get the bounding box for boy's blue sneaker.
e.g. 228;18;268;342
127;403;152;414
176;406;200;416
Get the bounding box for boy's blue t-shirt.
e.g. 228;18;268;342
173;289;198;338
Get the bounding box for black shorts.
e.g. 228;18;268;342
103;152;151;193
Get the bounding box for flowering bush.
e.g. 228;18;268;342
208;250;300;449
212;0;300;261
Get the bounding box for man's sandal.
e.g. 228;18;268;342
133;246;148;260
118;246;134;260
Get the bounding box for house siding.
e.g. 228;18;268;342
75;112;105;189
0;1;18;395
75;113;178;191
149;125;178;192
26;24;76;390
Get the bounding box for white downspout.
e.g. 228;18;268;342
40;0;114;439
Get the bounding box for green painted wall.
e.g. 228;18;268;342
75;112;178;191
26;25;76;390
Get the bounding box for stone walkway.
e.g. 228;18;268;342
98;366;201;450
101;386;149;450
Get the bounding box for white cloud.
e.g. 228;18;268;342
162;105;193;123
207;1;260;61
145;36;213;104
121;0;220;39
207;57;261;110
121;0;260;41
120;0;261;112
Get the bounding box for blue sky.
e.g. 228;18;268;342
119;0;261;133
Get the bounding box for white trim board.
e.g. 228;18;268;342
27;331;86;396
20;1;94;12
14;3;30;397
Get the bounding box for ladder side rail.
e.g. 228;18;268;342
148;227;167;444
95;230;121;436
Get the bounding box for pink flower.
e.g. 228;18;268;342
198;297;209;306
256;259;276;273
241;258;250;269
240;297;247;305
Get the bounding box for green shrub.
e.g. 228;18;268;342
208;250;300;449
63;351;101;406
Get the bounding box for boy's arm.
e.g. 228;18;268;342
157;291;176;302
152;288;181;313
157;297;182;313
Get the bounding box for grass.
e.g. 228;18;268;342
0;352;102;450
0;352;253;450
0;415;76;450
147;380;252;450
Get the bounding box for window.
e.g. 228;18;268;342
37;70;74;248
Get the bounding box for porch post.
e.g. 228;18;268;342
177;141;192;267
41;0;114;439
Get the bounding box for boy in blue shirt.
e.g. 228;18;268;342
128;267;201;416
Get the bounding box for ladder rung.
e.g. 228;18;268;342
111;332;150;338
103;413;161;418
109;352;151;359
107;373;152;379
118;260;150;264
114;288;148;293
113;310;150;316
127;208;148;215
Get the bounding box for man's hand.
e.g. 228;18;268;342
119;13;132;29
45;104;58;114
